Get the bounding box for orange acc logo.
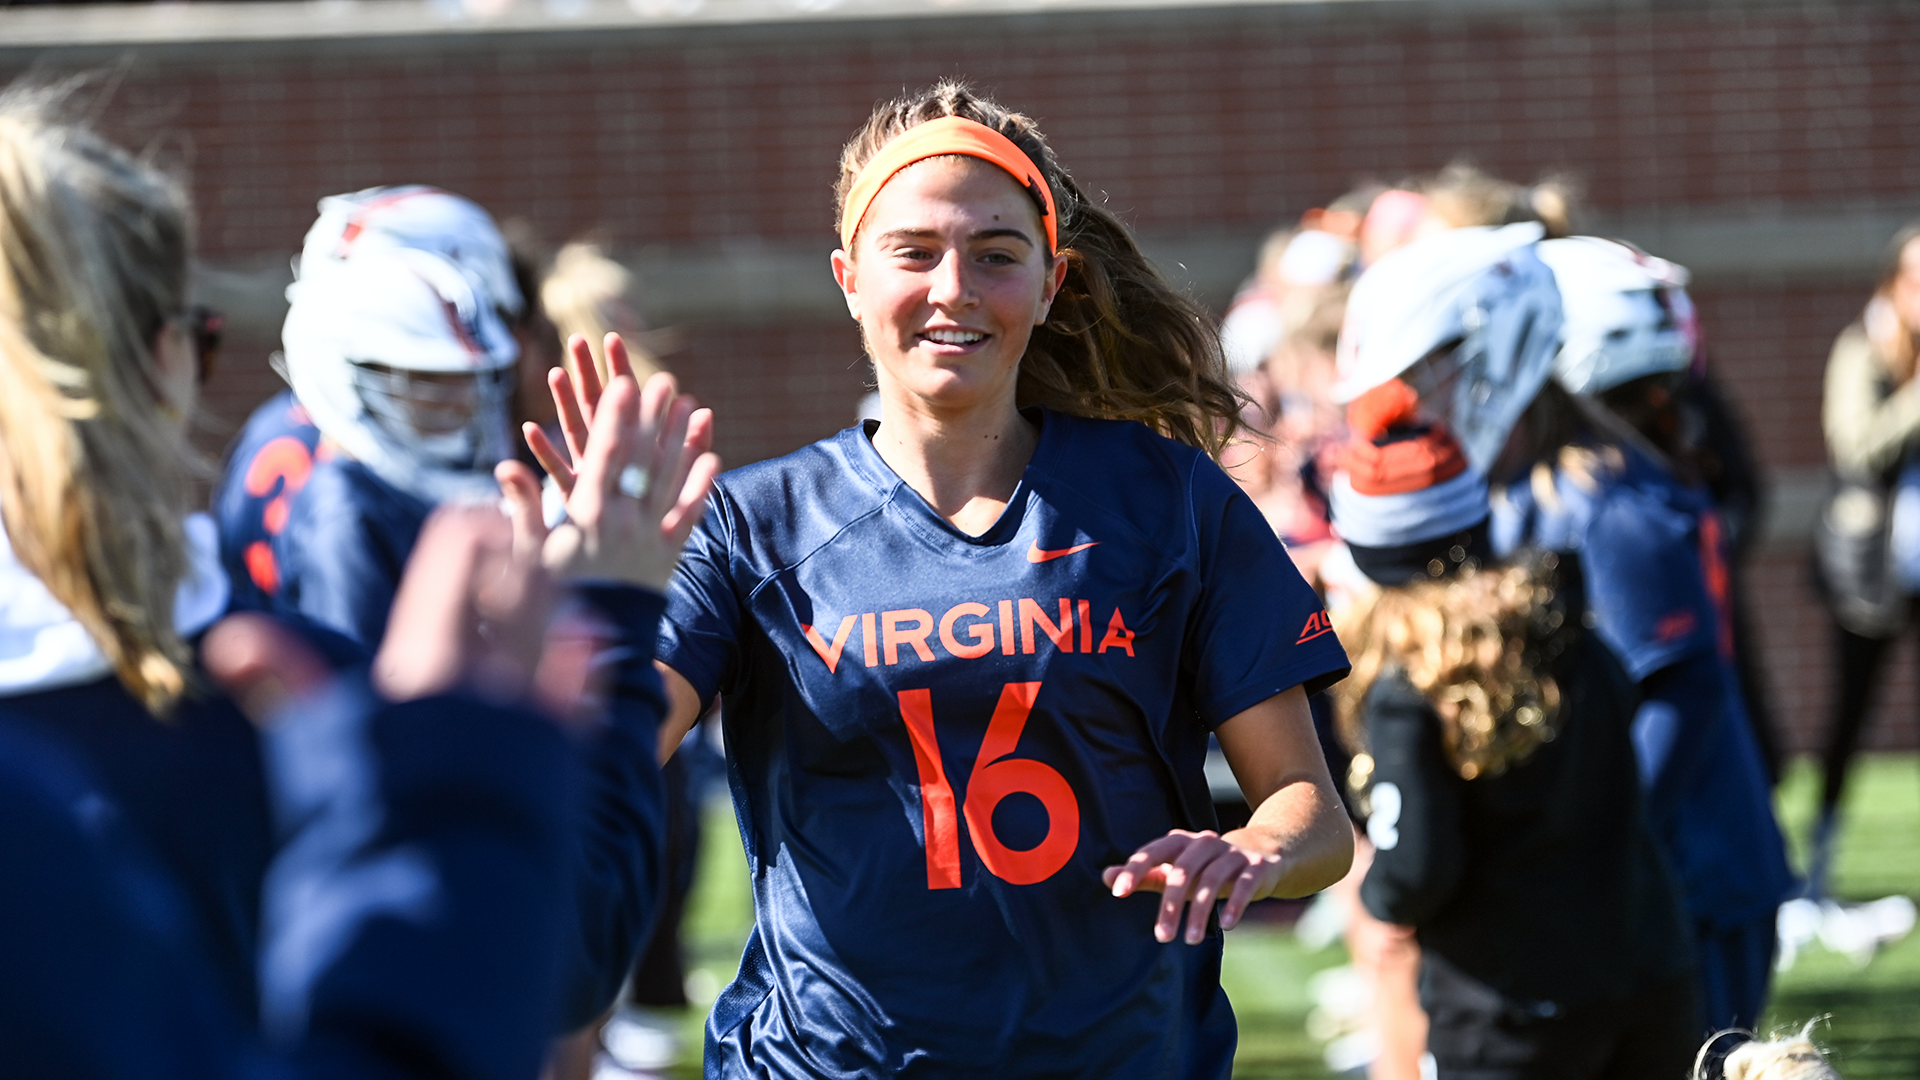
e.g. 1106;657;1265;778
1297;610;1336;644
802;599;1138;673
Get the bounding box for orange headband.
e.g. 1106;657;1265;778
839;115;1058;255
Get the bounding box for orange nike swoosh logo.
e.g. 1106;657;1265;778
1028;541;1100;563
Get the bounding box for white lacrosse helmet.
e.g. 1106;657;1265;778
296;185;525;320
1333;222;1564;473
282;246;517;504
1535;236;1697;396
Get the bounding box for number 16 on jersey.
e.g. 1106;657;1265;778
899;682;1082;889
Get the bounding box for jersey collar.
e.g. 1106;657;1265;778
842;405;1061;552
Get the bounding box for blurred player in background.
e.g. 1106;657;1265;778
1328;375;1698;1080
1811;225;1920;897
1538;241;1779;785
1524;235;1792;1033
212;186;713;1051
1304;167;1581;1080
1395;231;1790;1034
215;186;527;635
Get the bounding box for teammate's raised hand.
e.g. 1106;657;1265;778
525;332;646;496
502;356;720;591
1103;830;1288;944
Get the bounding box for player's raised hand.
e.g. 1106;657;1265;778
513;366;720;591
524;332;644;496
1102;829;1288;944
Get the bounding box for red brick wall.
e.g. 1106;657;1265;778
44;2;1920;261
12;0;1920;752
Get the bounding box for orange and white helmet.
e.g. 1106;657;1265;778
1333;223;1563;473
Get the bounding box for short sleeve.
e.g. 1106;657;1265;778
1580;492;1718;682
657;489;745;709
1182;458;1351;727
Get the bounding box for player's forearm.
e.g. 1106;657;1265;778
1226;777;1354;899
654;661;704;764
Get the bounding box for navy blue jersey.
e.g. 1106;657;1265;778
271;458;433;647
0;685;579;1080
1490;444;1791;926
1491;447;1719;681
214;391;433;647
660;409;1349;1079
214;392;323;612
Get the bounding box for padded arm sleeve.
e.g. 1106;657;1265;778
550;584;671;1029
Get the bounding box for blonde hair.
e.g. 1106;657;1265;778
1698;1024;1841;1080
1332;556;1571;781
835;81;1244;456
0;85;198;715
539;240;660;385
1421;160;1580;239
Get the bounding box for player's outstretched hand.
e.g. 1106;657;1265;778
202;613;333;724
1102;829;1287;944
501;356;720;592
525;332;652;496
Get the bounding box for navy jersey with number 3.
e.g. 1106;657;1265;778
661;409;1349;1079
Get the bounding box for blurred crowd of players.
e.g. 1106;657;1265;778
1208;163;1920;1080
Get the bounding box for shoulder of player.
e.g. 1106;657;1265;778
277;457;428;558
1039;410;1206;471
704;430;890;578
1586;449;1704;537
711;430;884;521
219;393;318;479
1028;411;1229;550
232;391;318;449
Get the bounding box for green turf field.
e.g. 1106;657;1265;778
663;754;1920;1078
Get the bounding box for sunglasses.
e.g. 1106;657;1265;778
188;305;223;384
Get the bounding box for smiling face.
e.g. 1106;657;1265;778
832;156;1067;420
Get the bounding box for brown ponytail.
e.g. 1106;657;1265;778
835;81;1244;456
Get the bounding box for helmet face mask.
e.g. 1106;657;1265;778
282;237;521;504
1399;336;1467;406
1334;224;1564;476
349;362;513;471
